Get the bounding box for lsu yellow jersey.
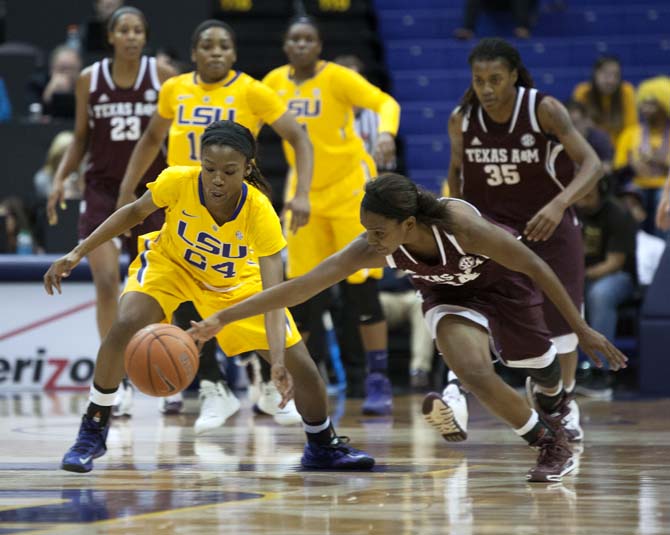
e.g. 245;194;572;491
144;166;285;290
157;71;287;166
263;61;400;194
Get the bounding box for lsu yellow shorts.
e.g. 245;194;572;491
285;213;383;284
122;242;302;357
285;162;382;284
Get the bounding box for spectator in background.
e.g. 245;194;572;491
657;171;670;233
454;0;538;41
575;179;637;399
33;131;82;201
572;56;638;146
0;77;11;122
27;45;82;120
566;99;614;175
0;196;33;254
82;0;124;54
614;76;670;235
618;184;666;286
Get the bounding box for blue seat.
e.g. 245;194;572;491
392;71;470;102
400;102;456;135
407;169;446;194
404;135;451;171
377;10;461;40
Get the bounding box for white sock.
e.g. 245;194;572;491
89;384;117;406
303;416;331;434
514;409;539;436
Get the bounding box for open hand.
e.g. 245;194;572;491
188;317;223;347
577;326;628;371
524;200;566;242
43;251;82;295
271;363;294;409
373;132;397;171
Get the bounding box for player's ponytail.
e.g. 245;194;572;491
362;173;452;230
200;120;271;197
245;160;271;197
459;37;535;110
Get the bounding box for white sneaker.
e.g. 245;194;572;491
421;383;468;442
563;398;583;442
111;381;133;418
158;392;184;415
193;380;241;435
254;381;302;425
245;355;262;405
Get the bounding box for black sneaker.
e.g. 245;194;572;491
301;436;375;470
575;369;613;401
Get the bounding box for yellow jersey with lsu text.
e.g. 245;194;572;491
262;61;400;192
145;166;286;291
157;71;287;166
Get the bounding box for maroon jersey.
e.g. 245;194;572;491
86;55;166;189
79;56;166;256
385;199;551;361
460;87;584;342
461;87;575;227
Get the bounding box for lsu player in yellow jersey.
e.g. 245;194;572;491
263;16;400;415
45;121;374;474
116;20;314;430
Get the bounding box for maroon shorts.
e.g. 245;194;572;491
527;208;584;339
420;273;552;363
78;180;165;260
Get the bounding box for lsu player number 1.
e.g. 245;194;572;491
484;164;521;186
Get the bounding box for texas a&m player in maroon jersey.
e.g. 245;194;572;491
442;38;605;444
46;7;175;388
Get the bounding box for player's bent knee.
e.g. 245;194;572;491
524;357;561;388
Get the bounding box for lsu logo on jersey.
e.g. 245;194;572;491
177;220;247;278
288;98;321;118
177;105;237;126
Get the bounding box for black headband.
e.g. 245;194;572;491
201;122;255;159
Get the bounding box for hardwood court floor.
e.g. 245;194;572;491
0;391;668;534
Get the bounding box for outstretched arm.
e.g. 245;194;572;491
43;191;159;295
452;203;627;370
189;237;386;341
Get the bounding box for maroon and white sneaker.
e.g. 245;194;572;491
525;378;583;442
422;385;468;442
527;429;575;482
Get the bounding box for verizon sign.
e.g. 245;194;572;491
0;283;100;391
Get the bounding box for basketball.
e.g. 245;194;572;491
124;324;199;397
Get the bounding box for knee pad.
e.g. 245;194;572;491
290;291;330;333
342;279;385;325
524;357;561;389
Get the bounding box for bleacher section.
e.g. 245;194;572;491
374;0;670;192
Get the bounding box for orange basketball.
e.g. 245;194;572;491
124;324;199;397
